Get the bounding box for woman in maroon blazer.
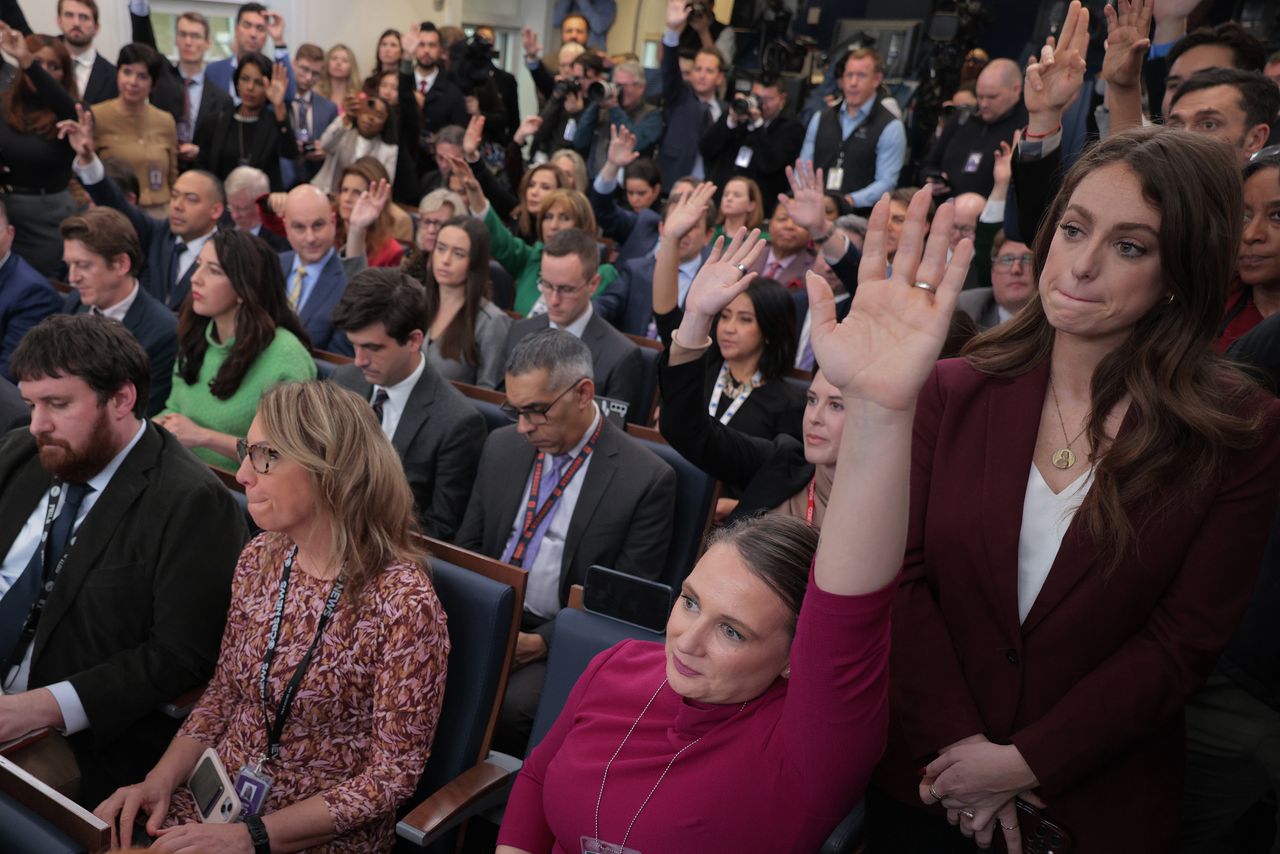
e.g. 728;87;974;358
866;128;1280;851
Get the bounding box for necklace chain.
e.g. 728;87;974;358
593;678;747;852
1048;379;1089;469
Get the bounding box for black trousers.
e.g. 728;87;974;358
492;610;550;758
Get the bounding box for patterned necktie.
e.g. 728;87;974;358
0;482;94;668
289;264;307;310
169;240;187;300
178;78;195;143
371;388;389;426
796;337;816;371
763;258;784;280
502;454;571;568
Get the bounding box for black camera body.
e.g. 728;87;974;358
732;93;761;116
687;1;712;19
552;77;582;100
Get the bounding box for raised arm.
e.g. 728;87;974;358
0;23;74;120
654;181;717;316
1101;0;1152;137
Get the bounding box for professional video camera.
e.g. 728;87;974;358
449;33;498;95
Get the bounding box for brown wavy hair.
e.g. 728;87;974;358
4;36;78;138
963;127;1268;572
256;381;423;600
176;230;311;399
513;163;566;243
335;157;397;257
422;215;492;365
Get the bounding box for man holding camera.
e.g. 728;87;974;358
659;0;728;186
571;58;663;176
677;0;735;65
528;47;598;161
700;74;804;216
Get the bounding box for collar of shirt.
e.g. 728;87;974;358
0;250;11;271
177;229;216;279
558;402;603;461
88;420;148;496
377;351;426;420
289;248;334;310
844;94;876;123
996;303;1013;324
549;302;593;338
74;48;97;72
415;67;439;91
762;249;796;275
99;281;141;322
677;255;702;305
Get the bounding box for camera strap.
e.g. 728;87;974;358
258;546;344;762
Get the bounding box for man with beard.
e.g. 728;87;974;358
0;314;245;805
408;22;467;136
58;0;116;105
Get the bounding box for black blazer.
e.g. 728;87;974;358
501;313;646;420
64;288;177;416
131;11;233;130
701;112;806;216
81;168;196;311
415;72;468;136
0;375;26;432
0;424;246;802
330;362;486;541
456;417;676;617
659;347;812;521
79;51;118;106
194;107;298;191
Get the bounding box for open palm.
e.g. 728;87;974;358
1101;0;1153;89
809;189;971;411
1024;1;1090;117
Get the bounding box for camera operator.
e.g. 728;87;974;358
918;58;1024;200
521;27;586;103
571;58;663;176
677;0;735;67
700;73;804;216
530;49;601;161
475;25;519;138
659;0;727;185
449;33;512;145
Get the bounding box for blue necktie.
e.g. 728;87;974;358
0;482;93;668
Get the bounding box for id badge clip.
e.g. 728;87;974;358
581;836;641;854
825;167;845;191
234;763;273;816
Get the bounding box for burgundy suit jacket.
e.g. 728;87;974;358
875;357;1280;849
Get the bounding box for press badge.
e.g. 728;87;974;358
734;146;753;168
963;151;983;173
581;837;641;854
233;764;273;816
825;167;844;190
148;165;164;190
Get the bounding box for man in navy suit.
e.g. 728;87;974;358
657;1;727;185
204;3;296;102
0;202;61;383
58;209;176;416
281;44;338;188
68;132;224;312
129;3;233;148
587;125;692;265
58;0;116;105
595;191;713;337
278;185;358;356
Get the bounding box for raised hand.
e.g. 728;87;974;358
521;26;541;59
1102;0;1153;90
442;154;485;214
462;114;485;160
663;180;717;241
1024;1;1089;132
265;10;286;43
606;123;640;168
806;187;971;411
666;0;689;32
348;178;391;231
56;103;96;165
0;22;30;68
992;135;1016;189
682;227;767;321
266;61;289;108
777;159;829;235
514;114;543;146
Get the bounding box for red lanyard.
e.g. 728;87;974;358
509;417;604;567
806;478;816;524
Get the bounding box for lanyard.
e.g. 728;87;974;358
258;547;344;763
509;416;604;568
2;484;81;680
806;478;816;524
707;363;761;426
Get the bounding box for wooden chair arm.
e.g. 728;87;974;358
396;753;521;848
159;683;207;719
0;728;52;757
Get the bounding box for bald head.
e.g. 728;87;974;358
976;59;1022;122
284;184;337;264
951;193;985;248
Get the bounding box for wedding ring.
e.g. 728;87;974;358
734;262;748;275
912;281;937;293
928;784;944;803
998;820;1018;831
960;809;976;820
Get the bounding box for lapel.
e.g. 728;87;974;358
562;419;619;578
299;253;343;322
489;430;537;556
979;361;1048;629
0;450;53;560
32;426;158;659
580;314;607;361
392;363;438;456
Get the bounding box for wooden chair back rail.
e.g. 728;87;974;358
418;535;527;765
623;333;663;352
313;349;354;365
624;422;664;445
0;755;110;853
786;366;814;382
209;465;243;493
450;380;506;405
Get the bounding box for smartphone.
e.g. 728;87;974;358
1016;800;1073;854
187;748;242;824
583;566;672;633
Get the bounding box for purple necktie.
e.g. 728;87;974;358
502;453;571;567
797;337;815;370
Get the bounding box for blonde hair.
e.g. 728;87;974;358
550;149;589;192
256;381;422;598
718;176;765;230
315;44;360;99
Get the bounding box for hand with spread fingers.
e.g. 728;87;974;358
674;227;767;345
806;187;971;412
1024;1;1090;135
1102;0;1154;91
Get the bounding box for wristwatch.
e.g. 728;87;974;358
245;814;271;854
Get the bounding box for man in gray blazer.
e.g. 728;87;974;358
502;229;646;420
329;270;486;541
955;232;1035;331
458;329;675;754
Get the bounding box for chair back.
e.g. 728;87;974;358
312;357;336;379
489;260;515;311
527;608;663;751
451;381;510;434
0;756;108;853
625;339;661;426
624;425;718;586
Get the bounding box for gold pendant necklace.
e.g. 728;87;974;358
1048;379;1089;470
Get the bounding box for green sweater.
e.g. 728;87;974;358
484;204;618;315
161;326;316;470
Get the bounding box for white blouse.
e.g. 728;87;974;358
1017;464;1093;623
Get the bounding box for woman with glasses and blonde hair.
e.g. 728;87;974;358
96;381;450;853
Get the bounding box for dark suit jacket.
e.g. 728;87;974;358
501;313;645;419
81;169;195;311
331;362;486;541
701;112;806;215
64;288;176;416
281;92;339;188
79;51;118;106
130;11;233;130
0;251;61;381
278;250;352;356
456;417;675;618
0;424;246;802
0;376;26;432
589;181;660;264
876;357;1280;850
657;39;722;185
593;248;710;338
954;287;1002;331
406;71;468;137
205;54;296;103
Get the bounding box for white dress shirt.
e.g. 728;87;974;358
1016;464;1093;623
0;421;148;734
175;229;216;284
97;281;141;322
72;48;98;100
414;67;440;94
549;303;594;339
373;353;425;441
506;405;602;618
